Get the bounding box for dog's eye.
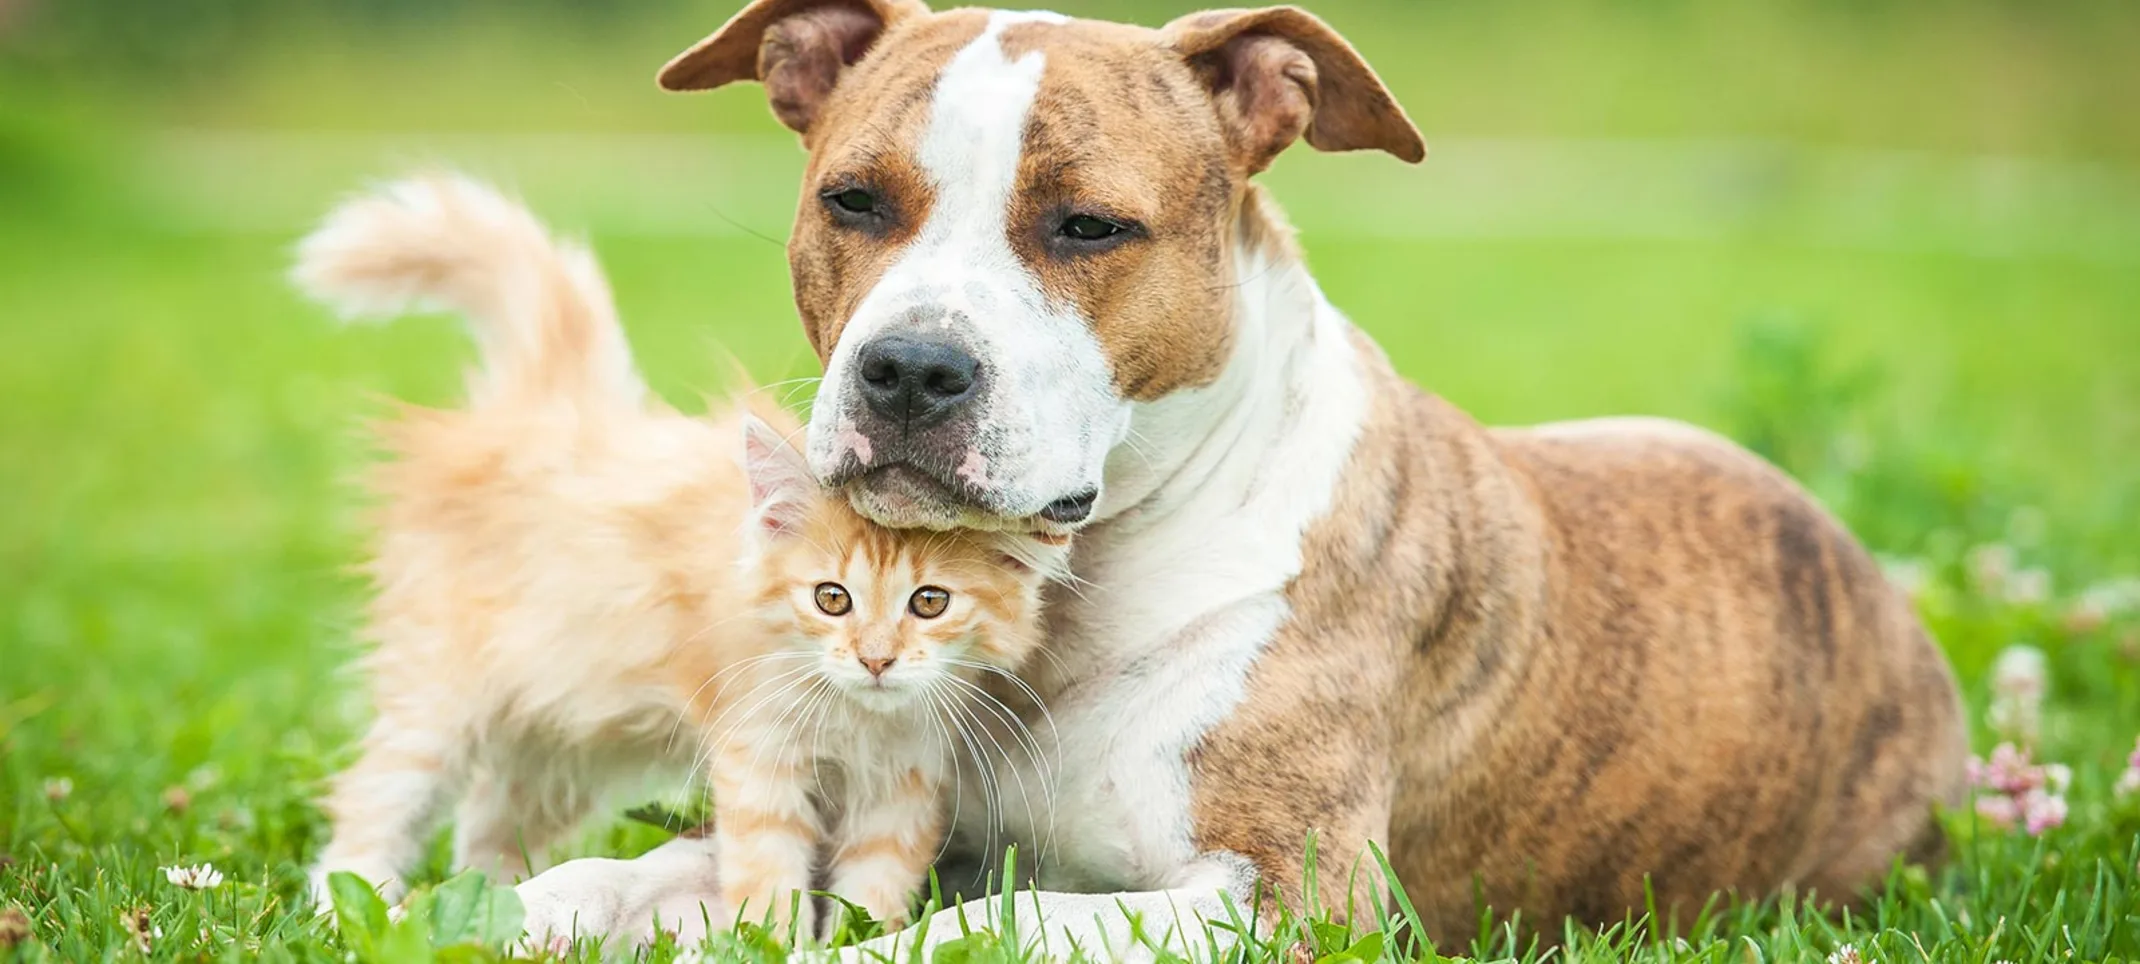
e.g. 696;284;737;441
1059;214;1126;242
908;586;951;619
825;188;879;215
814;583;853;616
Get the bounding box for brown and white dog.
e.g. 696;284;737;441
511;1;1968;955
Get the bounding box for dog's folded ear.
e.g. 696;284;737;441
658;0;929;134
1161;6;1424;174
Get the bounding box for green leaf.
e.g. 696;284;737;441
428;872;525;948
622;800;708;834
996;848;1019;940
730;921;788;957
1315;931;1385;964
375;912;437;964
928;930;1001;964
818;891;887;947
1309;919;1351;954
328;871;390;949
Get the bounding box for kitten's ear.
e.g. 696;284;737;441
741;415;816;537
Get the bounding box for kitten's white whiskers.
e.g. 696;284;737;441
665;651;818;758
703;666;822;767
933;679;1005;867
914;690;965;869
944;687;1007;881
936;672;1052;865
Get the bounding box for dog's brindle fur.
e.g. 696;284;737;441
510;0;1967;950
1207;329;1964;934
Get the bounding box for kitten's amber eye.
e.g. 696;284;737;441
909;586;950;619
814;583;852;616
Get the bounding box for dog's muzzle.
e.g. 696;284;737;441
821;329;1000;520
816;299;1114;533
855;333;981;431
822;330;1102;530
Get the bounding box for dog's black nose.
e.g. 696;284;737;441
856;334;980;429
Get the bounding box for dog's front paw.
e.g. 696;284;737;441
513;854;730;951
514;857;639;948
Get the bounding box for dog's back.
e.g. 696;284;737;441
1388;411;1966;934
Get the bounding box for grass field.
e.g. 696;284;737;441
4;0;2140;959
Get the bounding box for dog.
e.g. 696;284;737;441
510;1;1968;955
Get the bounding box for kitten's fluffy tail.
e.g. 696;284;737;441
292;173;644;407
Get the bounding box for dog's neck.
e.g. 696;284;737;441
1025;184;1372;685
1089;185;1370;550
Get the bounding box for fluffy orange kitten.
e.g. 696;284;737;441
293;175;1058;933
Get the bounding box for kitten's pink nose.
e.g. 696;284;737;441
859;656;896;677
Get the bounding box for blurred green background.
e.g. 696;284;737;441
3;0;2139;954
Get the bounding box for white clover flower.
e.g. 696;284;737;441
162;863;225;890
1828;943;1865;964
1991;645;2048;698
42;777;72;802
1986;645;2047;746
1878;556;1931;600
2006;568;2053;606
2070;577;2140;632
1967;543;2017;594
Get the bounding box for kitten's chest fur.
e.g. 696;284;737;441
759;694;952;809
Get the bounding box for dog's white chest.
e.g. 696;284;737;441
951;283;1372;893
955;531;1296;891
967;663;1207;889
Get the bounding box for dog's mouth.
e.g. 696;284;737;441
836;463;1095;535
848;463;978;516
1038;489;1098;526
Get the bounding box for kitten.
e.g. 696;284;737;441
293;175;1058;933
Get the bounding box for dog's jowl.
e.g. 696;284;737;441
514;0;1969;952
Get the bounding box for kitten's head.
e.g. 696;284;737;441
739;417;1063;711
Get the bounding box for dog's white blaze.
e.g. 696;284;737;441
808;9;1129;521
957;241;1372;896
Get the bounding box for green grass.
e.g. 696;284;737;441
5;0;2140;959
